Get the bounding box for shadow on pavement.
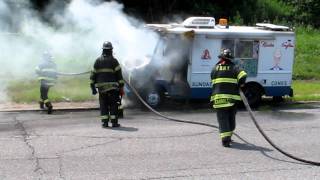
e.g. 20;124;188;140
231;141;272;152
107;126;139;132
234;133;307;165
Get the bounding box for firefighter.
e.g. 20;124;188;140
90;41;125;128
210;49;247;147
35;51;58;114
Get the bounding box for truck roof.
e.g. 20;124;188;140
147;19;294;39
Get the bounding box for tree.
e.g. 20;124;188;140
282;0;320;27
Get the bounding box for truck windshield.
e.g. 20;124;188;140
152;36;190;61
151;36;190;82
153;38;166;59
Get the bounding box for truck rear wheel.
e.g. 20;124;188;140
243;85;262;108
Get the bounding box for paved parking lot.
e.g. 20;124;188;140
0;104;320;179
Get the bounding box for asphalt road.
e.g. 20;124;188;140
0;103;320;180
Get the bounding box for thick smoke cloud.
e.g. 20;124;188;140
0;0;159;102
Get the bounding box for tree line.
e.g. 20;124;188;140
29;0;319;28
119;0;319;28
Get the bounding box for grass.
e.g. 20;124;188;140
6;77;320;103
291;80;320;101
293;27;320;80
6;75;97;103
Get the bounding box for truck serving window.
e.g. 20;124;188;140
221;40;259;77
221;40;235;55
236;41;254;58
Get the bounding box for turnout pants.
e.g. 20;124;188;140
216;105;237;139
39;82;52;108
99;90;118;124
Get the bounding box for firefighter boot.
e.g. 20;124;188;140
111;119;120;128
222;136;231;147
101;119;109;128
45;102;53;114
39;101;44;109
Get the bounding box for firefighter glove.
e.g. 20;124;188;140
119;87;124;97
90;83;97;95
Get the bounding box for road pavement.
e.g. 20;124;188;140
0;103;320;179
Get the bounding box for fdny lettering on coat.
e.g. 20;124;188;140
216;66;230;71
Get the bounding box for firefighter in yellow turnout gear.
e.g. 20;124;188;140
210;49;247;147
35;51;58;114
90;42;125;128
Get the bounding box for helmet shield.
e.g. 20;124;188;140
102;41;113;50
42;51;53;61
218;48;234;60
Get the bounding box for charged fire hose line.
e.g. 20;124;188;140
239;90;320;166
63;70;319;166
123;79;219;129
126;77;320;166
57;71;91;76
57;69;218;128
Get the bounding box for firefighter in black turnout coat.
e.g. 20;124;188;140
90;42;125;128
210;49;247;147
35;51;58;114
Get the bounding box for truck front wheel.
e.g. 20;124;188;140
145;89;164;108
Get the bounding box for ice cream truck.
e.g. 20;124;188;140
127;17;295;108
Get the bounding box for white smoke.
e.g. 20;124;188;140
0;0;159;102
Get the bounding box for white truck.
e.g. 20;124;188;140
127;17;295;107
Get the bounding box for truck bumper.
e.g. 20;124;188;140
264;86;293;97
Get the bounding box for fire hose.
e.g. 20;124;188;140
124;79;320;166
58;71;92;76
239;90;320;166
61;70;320;166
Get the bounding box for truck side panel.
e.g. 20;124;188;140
257;35;295;96
188;35;220;99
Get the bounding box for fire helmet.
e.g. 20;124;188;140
218;48;233;60
102;41;113;50
42;51;53;61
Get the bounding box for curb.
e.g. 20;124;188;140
0;107;99;113
0;101;318;113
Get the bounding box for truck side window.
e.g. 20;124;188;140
236;41;253;58
221;40;235;55
236;40;259;77
253;41;259;59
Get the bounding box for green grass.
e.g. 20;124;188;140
7;76;97;103
292;80;320;101
293;27;320;80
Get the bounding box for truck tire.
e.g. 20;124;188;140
145;89;163;108
243;85;262;108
